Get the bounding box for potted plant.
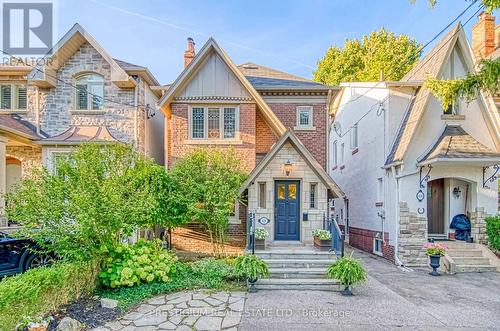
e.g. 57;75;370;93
326;255;366;296
17;316;54;331
254;227;269;250
423;242;448;276
234;253;270;293
312;229;332;251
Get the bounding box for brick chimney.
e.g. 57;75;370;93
183;37;195;68
472;12;496;60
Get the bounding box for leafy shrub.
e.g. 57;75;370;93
326;256;366;287
485;215;500;250
6;143;181;261
0;261;99;330
312;229;332;240
234;254;269;280
254;228;269;240
99;240;177;288
97;257;243;311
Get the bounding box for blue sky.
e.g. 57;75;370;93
56;0;494;85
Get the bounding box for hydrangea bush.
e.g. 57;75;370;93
254;227;269;240
99;240;177;288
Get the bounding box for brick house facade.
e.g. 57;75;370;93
161;38;343;253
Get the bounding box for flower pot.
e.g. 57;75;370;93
28;326;48;331
340;285;353;296
248;278;258;293
255;239;266;250
428;254;441;276
314;237;331;251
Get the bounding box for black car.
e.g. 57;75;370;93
0;231;54;277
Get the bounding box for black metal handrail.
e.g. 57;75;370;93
247;212;255;254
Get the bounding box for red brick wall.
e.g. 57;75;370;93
268;103;327;168
349;226;394;262
168;103;256;173
255;111;278;154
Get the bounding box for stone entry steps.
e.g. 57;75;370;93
439;241;500;274
254;247;339;291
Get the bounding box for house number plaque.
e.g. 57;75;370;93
258;217;270;225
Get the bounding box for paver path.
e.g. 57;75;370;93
93;290;246;331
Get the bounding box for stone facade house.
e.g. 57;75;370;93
159;38;343;253
328;22;500;268
0;24;165;227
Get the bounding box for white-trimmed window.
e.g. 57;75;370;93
340;143;345;165
189;106;239;139
296;106;313;128
310;183;317;209
50;151;71;174
258;182;266;209
373;238;383;256
332;141;338;167
376;178;383;204
75;74;104;110
0;84;27;110
350;124;358;149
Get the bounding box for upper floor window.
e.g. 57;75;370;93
350;123;358;149
332;141;338;167
0;84;27;110
75;74;104;110
296;106;313;129
340;143;345;165
190;106;238;139
443;101;459;115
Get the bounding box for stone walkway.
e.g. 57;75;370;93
93;291;246;331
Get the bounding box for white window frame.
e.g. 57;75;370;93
332;141;338;167
295;106;314;130
258;182;266;209
74;73;105;111
0;84;27;111
340;143;345;166
376;177;383;204
373;237;383;256
44;148;74;174
188;105;240;141
350;123;358;150
310;182;317;209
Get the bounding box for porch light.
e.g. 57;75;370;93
283;160;293;176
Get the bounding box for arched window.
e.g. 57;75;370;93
75;74;104;110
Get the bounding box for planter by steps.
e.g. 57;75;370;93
314;237;331;251
428;254;441;276
255;239;266;250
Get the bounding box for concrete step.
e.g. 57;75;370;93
438;241;476;249
256;251;335;260
254;278;340;291
453;257;491;266
265;259;333;268
268;267;327;279
447;249;484;258
454;265;497;273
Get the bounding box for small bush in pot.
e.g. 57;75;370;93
234;254;269;292
423;242;447;276
312;229;332;251
326;256;366;296
254;227;269;250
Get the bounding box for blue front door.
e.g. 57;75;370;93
275;180;300;240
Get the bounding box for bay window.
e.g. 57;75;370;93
190;106;238;139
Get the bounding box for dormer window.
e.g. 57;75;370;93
0;84;27;110
75;74;104;110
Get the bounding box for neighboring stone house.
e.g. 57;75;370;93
329;23;500;267
0;24;165;227
159;38;343;253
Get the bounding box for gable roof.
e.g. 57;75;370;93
385;23;489;165
29;24;136;88
114;58;161;88
240;130;344;197
157;38;286;135
418;125;500;164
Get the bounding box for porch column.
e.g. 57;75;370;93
0;137;6;227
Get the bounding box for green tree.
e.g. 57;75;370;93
415;0;500;12
314;28;421;85
169;148;247;256
5;143;179;261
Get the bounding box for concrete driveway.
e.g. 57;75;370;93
239;248;500;330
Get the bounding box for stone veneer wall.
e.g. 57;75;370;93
468;207;488;245
6;146;42;178
398;202;427;267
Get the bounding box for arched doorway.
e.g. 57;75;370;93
6;157;22;193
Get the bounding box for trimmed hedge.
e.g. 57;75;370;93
0;261;100;330
485;215;500;251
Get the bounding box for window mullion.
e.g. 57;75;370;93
219;107;223;139
204;107;208;139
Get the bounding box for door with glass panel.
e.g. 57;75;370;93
274;180;300;240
